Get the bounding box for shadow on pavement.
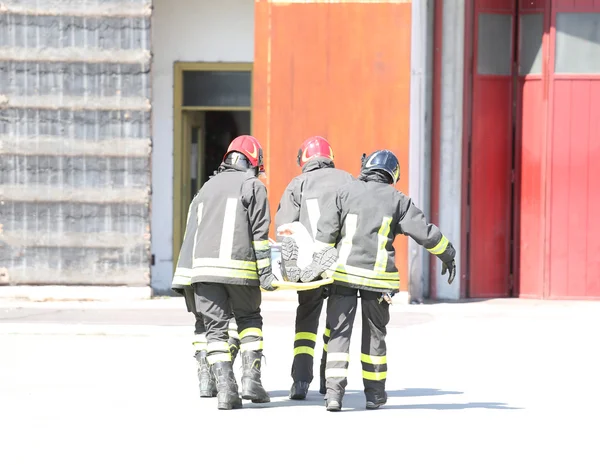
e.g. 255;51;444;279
242;387;523;411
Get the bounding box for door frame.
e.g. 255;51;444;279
172;62;253;270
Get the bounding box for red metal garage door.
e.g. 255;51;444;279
546;0;600;298
469;0;515;298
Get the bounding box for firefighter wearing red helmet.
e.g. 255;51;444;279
301;150;456;412
172;135;274;410
274;136;354;401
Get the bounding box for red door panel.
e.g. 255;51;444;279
470;79;513;296
469;1;515;298
546;2;600;298
516;79;546;297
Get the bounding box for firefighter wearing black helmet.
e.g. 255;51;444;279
301;149;456;412
172;135;276;410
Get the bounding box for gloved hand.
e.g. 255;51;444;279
441;259;456;285
259;270;277;291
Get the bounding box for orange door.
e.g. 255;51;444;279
253;0;413;290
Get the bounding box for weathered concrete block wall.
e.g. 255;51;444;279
0;0;152;285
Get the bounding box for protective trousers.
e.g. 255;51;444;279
324;284;390;400
291;287;330;383
193;283;263;365
184;287;239;353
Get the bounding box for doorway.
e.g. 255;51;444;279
465;0;600;299
172;62;252;266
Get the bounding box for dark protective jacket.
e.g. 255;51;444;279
274;158;354;239
172;166;271;289
314;172;455;292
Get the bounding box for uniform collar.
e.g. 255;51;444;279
302;157;335;173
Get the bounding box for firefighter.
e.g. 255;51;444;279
274;136;354;400
301;149;457;411
172;135;276;410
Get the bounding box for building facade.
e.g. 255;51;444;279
0;0;598;300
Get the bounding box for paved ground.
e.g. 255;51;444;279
0;297;598;464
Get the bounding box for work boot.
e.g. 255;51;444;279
289;381;310;400
319;358;326;395
212;361;242;410
229;337;240;365
241;350;271;403
365;390;388;410
194;350;217;398
325;391;343;412
281;237;301;282
300;246;338;283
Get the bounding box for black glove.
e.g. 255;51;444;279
259;270;277;291
441;259;456;285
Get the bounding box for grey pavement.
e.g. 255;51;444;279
1;297;599;464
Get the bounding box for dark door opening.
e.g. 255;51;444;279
187;110;251;200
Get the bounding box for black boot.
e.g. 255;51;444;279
241;350;270;403
325;390;343;412
300;246;338;283
281;237;301;282
319;357;326;395
229;337;240;365
365;390;388;410
195;350;217;398
289;381;310;400
212;361;242;410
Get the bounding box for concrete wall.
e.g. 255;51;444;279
0;0;152;286
151;0;254;293
408;0;435;303
435;0;464;300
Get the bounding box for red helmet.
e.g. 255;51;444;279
297;136;334;168
224;135;265;176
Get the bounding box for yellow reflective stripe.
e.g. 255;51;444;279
256;258;271;269
327;352;350;362
172;267;193;286
324;328;331;337
336;264;398;280
362;370;387;381
240;340;264;352
294;332;317;342
333;272;398;290
253;240;269;251
338;213;357;265
228;320;238;330
192;267;258;280
239;327;262;339
207;352;232;364
323;343;328;352
228;330;239;339
207;341;230;352
325;368;348;378
427;235;449;255
172;275;192;286
192;258;257;271
192;341;207;351
374;216;392;272
294;346;315;357
360;354;387;365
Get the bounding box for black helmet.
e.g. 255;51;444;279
360;150;400;184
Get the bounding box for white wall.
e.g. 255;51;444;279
151;0;255;293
